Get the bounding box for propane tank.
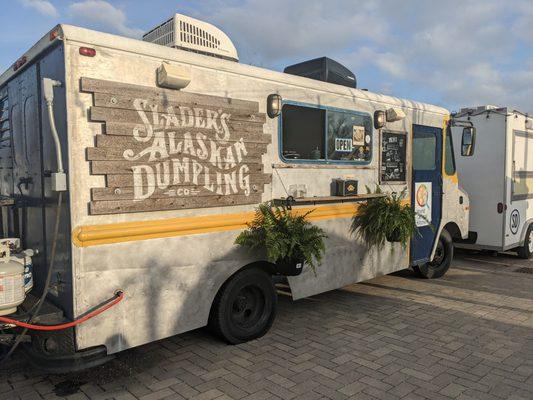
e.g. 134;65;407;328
12;248;35;293
23;249;34;293
0;239;26;316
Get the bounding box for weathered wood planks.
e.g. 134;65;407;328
90;161;265;175
82;77;271;215
86;145;267;161
90;106;266;126
91;184;264;201
94;131;269;147
81;78;259;112
103;121;264;136
89;194;263;215
105;173;272;188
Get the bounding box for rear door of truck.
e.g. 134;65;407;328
506;128;533;249
0;42;73;317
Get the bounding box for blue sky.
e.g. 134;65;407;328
2;0;532;113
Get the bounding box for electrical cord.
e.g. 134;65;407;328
0;291;124;331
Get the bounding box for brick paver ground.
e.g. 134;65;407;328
1;250;532;400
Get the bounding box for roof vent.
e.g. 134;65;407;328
284;57;356;89
143;14;239;62
458;105;503;115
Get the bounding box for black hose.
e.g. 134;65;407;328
0;191;63;365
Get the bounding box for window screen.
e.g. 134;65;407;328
413;134;436;170
281;104;325;160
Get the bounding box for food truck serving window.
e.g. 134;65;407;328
281;103;372;164
327;110;372;162
282;104;326;161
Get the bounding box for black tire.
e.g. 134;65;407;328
0;344;7;359
413;229;453;279
208;268;277;344
517;224;533;259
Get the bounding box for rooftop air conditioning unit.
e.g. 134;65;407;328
284;57;357;89
143;14;239;62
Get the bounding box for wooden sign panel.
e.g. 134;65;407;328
380;131;407;183
81;78;271;215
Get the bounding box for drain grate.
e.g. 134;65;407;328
514;267;533;274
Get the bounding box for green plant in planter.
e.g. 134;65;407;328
235;202;327;274
351;185;419;249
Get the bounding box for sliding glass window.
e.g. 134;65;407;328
280;103;372;164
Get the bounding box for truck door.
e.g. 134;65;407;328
411;124;443;265
4;64;43;250
507;130;533;249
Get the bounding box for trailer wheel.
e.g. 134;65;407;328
517;224;533;259
413;229;453;279
209;268;277;344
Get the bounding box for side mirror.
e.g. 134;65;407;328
461;127;476;156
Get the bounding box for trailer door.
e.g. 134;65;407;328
507;129;533;248
411;124;443;265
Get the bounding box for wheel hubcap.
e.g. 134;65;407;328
528;231;533;253
230;285;265;329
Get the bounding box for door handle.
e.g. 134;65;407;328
459;196;463;204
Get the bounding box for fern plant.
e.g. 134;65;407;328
235;202;327;274
351;185;419;249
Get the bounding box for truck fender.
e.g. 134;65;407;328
429;221;463;261
518;218;533;246
207;260;277;318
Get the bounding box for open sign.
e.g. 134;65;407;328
335;138;353;152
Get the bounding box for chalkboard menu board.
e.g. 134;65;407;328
381;131;407;183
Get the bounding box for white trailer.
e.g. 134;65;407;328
0;15;469;371
452;106;533;257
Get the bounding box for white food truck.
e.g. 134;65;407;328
0;14;469;371
452;106;533;257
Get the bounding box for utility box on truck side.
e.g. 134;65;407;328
452;106;533;257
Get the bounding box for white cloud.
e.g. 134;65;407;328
19;0;59;18
346;47;408;79
68;0;143;38
194;0;533;112
13;0;523;112
197;0;390;65
512;0;533;45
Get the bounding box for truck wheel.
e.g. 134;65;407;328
209;268;277;344
0;345;7;359
517;224;533;259
413;230;453;279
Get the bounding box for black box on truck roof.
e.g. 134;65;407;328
284;57;357;89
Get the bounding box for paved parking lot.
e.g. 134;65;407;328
1;250;532;400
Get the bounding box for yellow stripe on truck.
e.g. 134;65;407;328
72;203;361;247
